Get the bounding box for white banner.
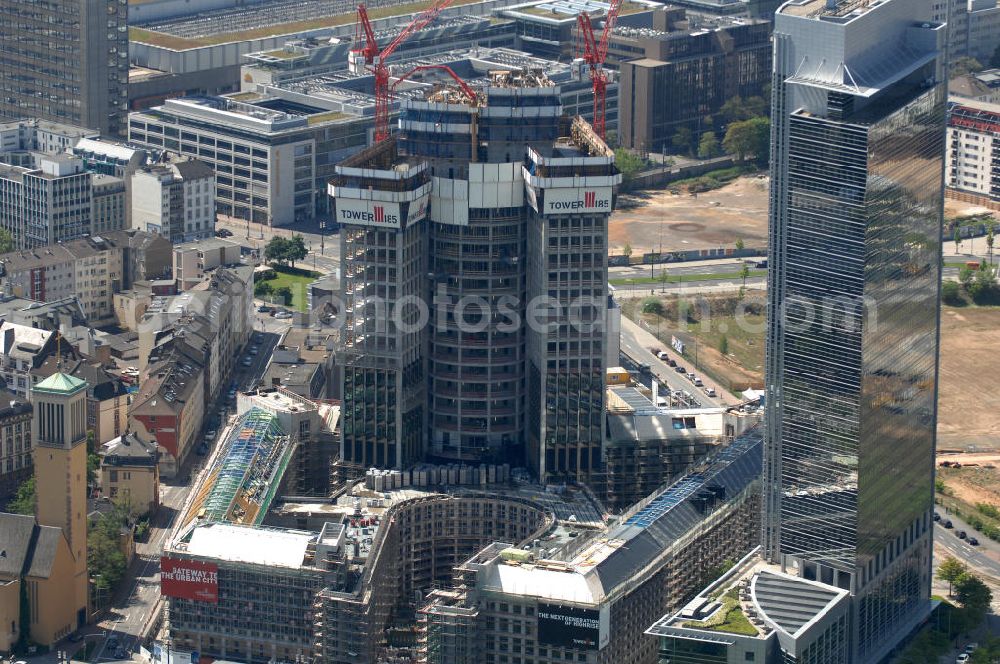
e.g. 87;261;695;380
542;187;613;215
335;198;403;229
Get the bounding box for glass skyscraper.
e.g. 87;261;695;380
765;0;946;661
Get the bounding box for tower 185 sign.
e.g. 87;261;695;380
542;187;612;214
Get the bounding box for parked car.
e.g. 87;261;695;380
957;530;967;540
205;429;217;440
241;357;253;367
957;654;970;664
966;644;979;654
650;347;664;356
943;520;953;529
667;358;677;368
249;346;259;355
257;305;271;313
968;537;979;546
254;333;264;343
275;310;294;319
656;351;670;361
215;228;233;238
693;377;704;387
704;387;717;397
686;372;696;381
933;512;941;522
675;366;686;373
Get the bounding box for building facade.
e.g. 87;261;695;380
0;155;95;249
0;387;32;498
0;233;170;325
946;98;1000;210
131;160;216;243
0;0;128;137
333;72;619;482
764;1;946;661
615;10;772;152
100;432;160;515
30;372;91;633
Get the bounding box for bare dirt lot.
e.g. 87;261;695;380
938;307;1000;452
610;175;770;256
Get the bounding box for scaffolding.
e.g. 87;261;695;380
194;408;295;526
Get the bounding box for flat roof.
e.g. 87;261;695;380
185;522;315;568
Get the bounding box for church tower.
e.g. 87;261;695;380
32;371;90;625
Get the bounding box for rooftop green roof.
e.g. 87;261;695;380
33;372;88;395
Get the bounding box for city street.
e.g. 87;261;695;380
215;216;340;275
618;315;733;408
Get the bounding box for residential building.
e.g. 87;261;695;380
100;432;159;515
0;296;87;333
263;328;336;400
946;98;1000;210
0;0;129;137
333;70;619;483
767;0;944;661
92;174;129;235
950;68;1000;103
615;9;772;151
70;138;149;179
0;323;57;397
129;355;205;477
0;231;171;325
29;372;91;636
0;387;32;498
131;159;216;243
173;239;243;291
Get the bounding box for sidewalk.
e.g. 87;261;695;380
609;256;746;274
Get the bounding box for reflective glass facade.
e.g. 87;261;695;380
765;3;946;660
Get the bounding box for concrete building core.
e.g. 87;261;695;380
332;67;620;482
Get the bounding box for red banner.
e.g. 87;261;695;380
161;557;219;603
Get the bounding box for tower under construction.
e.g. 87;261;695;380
331;61;621;483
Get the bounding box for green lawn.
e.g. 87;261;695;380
610;270;765;287
262;267;320;312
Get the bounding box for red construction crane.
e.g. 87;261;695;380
350;0;455;143
577;0;624;140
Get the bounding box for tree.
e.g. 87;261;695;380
658;269;671;291
641;297;664;315
959;266;974;288
739;263;751;289
719;335;729;355
614;148;646;189
698;132;721;159
7;476;36;515
720;96;750;123
951;56;984;76
735;238;745;251
941;280;963;305
671;127;694;156
622;242;633;261
954;226;963;253
992;42;1000;68
265;237;290;266
986;221;994;266
254;280;274;298
286;235;308;267
274;286;293;305
936;555;966;596
723;117;771;164
0;228;13;254
88;528;126;591
968;263;996;302
744;96;768;118
954;571;992;622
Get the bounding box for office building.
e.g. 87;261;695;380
946;98;1000;210
0;0;128;137
615;8;772;152
0;155;95;249
764;0;944;661
932;0;1000;63
131;159;216;243
0;387;32;498
172;238;243;291
417;429;763;664
332;68;620;481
